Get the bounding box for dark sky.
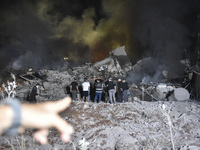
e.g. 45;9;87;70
0;0;198;70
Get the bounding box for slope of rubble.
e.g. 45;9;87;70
65;100;200;150
0;46;199;149
0;100;200;150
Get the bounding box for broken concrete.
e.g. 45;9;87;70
0;46;198;149
1;100;200;150
169;88;190;101
153;83;174;100
14;46;134;101
93;46;132;77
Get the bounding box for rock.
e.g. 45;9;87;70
1;95;200;149
153;83;174;100
93;46;132;75
43;81;50;89
169;88;190;101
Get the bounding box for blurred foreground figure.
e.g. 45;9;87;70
0;97;73;144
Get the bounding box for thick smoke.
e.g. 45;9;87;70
0;0;94;69
127;0;197;83
0;0;197;72
0;0;134;70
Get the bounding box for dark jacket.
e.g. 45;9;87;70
29;86;38;102
122;82;129;91
71;81;78;91
107;81;116;90
95;82;103;92
117;81;123;92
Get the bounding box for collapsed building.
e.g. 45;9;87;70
0;48;199;150
1;46;132;101
0;49;199;150
0;46;196;102
126;56;192;102
93;46;132;77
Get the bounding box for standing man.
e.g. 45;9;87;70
88;82;91;101
29;84;40;103
94;79;103;103
117;78;123;103
122;79;129;102
82;78;90;102
104;78;109;103
70;78;79;101
107;78;116;104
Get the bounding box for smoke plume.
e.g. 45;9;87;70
127;0;197;83
0;0;197;72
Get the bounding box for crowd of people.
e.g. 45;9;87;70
0;73;129;144
0;69;130;144
69;77;130;104
27;74;130;104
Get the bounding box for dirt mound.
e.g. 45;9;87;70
1;100;200;150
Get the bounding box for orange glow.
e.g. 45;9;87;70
91;50;109;62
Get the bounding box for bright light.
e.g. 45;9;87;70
64;57;69;60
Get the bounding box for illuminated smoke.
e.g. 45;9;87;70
0;0;196;71
54;0;133;62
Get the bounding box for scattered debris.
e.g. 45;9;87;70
0;46;195;102
93;46;132;77
168;87;190;101
0;46;200;149
79;138;89;150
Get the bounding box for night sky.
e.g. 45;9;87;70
0;0;198;70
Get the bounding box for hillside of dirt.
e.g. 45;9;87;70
0;100;200;150
0;47;199;149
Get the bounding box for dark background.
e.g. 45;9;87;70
0;0;198;71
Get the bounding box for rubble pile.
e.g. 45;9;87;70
12;46;134;101
63;101;200;150
1;101;200;149
0;46;199;149
0;46;193;103
93;46;132;77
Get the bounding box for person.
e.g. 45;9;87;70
29;84;40;103
94;77;103;83
82;78;90;102
107;78;116;104
70;78;79;101
122;79;129;102
94;79;103;103
117;78;123;103
0;97;73;145
88;85;91;101
104;79;109;103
